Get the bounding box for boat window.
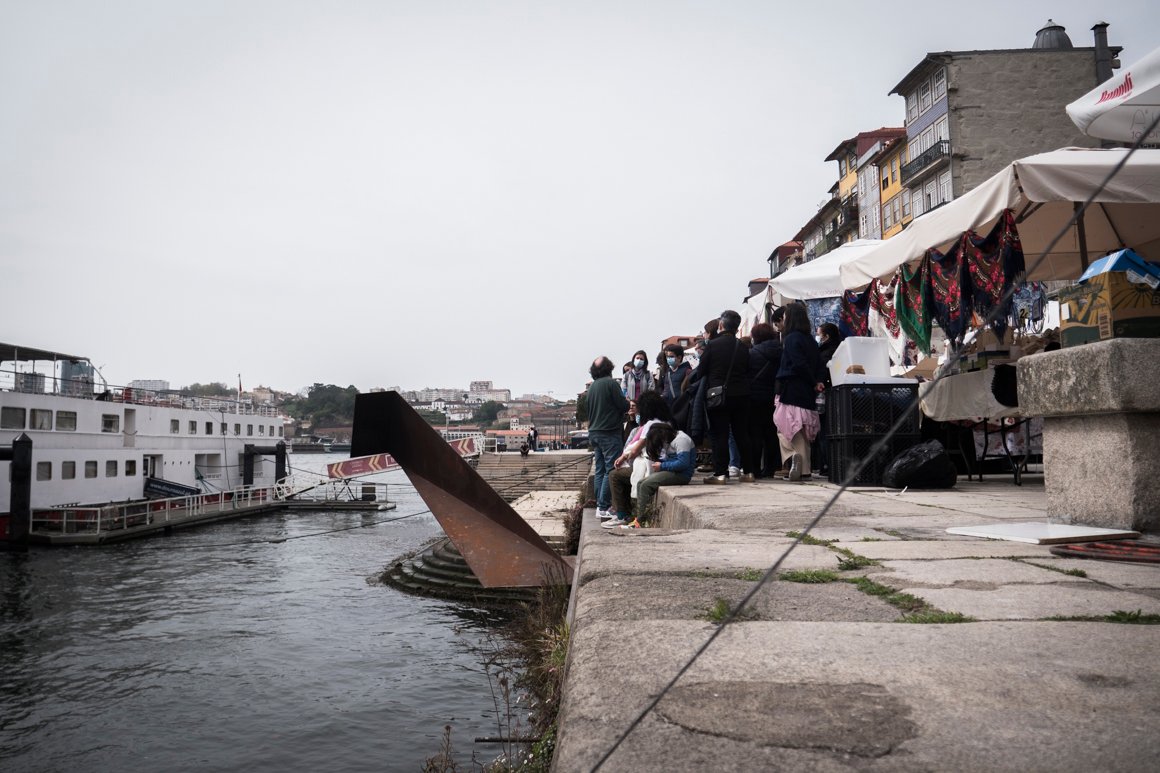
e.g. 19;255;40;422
126;459;136;476
56;411;77;431
102;414;120;433
188;421;197;435
259;425;265;436
205;421;213;435
278;427;283;437
31;409;53;430
170;419;180;434
247;424;253;436
269;426;275;437
37;461;51;481
62;461;76;479
106;460;117;477
1;407;25;429
85;461;97;478
220;422;227;435
234;423;241;435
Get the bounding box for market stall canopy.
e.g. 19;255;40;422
839;147;1160;289
1066;46;1160;143
769;239;883;301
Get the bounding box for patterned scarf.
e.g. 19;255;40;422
839;287;870;337
964;209;1025;338
895;256;932;353
928;238;970;345
868;274;901;337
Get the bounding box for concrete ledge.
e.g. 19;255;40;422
1018;338;1160;415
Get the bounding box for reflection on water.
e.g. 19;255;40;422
0;470;510;772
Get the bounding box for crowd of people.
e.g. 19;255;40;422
585;302;844;529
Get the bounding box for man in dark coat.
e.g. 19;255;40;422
696;310;755;483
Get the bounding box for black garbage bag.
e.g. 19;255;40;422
882;439;957;489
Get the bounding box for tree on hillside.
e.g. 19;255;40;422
474;400;504;425
184;382;233;397
281;383;359;428
575;392;588;427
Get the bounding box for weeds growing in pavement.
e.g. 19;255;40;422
900;611;975;624
706;597;731;623
781;569;840;584
786;530;833;547
1046;609;1160;624
860;537;883;542
835;547;877;571
845;577;928;613
1062;568;1089;577
736;567;763;582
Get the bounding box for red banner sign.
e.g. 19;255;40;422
327;436;478;479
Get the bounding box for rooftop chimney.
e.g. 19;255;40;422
1092;22;1114;84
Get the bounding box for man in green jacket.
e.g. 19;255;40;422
586;356;628;517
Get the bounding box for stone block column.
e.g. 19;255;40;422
1018;338;1160;531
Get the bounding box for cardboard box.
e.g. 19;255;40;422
1059;249;1160;348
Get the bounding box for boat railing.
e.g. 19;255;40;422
277;477;391;504
30;485;278;535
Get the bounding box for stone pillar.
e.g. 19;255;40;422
1018;338;1160;531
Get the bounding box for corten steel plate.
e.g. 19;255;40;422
351;391;573;588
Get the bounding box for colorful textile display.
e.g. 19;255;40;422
964;209;1025;338
896;256;932;353
839;287;870;337
928;240;970;345
868;275;901;337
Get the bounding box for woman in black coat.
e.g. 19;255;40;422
774;303;825;481
747;322;782;478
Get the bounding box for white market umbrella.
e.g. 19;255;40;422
769;239;883;301
839;147;1160;289
1067;46;1160;143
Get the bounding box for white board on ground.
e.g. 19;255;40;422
946;522;1141;545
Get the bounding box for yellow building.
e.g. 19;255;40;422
824;138;860;245
874;136;910;239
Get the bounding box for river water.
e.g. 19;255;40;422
0;458;513;772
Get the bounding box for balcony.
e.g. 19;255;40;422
835;194;859;236
900;140;950;186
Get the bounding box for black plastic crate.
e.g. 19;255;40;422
828;434;920;486
826;384;920;437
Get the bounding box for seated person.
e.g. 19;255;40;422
603;392;672;528
632;423;696;527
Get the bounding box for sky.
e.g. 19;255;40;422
3;0;1157;399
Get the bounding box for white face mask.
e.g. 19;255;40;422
816;335;824;345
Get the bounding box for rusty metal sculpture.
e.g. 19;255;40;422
351;391;573;588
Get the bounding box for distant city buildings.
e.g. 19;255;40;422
129;379;170;393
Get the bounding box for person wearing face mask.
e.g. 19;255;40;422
622;349;656;402
660;344;692;408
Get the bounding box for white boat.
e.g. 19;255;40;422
0;343;286;514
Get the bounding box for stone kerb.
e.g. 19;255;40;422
1017;338;1160;531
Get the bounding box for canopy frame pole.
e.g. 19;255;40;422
1097;203;1129;250
1014;200;1040;223
1073;202;1090;272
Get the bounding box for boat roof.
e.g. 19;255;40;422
0;343;89;363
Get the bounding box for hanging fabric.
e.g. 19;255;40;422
928;238;970;346
963;209;1025;338
895;255;932;353
839;287;870;337
868;274;905;365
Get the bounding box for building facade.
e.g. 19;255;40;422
891;22;1118;218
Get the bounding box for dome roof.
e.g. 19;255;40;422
1033;19;1074;49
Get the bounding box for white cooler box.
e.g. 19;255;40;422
828;337;916;386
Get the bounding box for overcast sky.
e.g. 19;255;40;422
3;1;1156;399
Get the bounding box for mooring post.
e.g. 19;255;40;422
1;433;32;547
275;441;287;484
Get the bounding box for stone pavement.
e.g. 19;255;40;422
553;477;1160;772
